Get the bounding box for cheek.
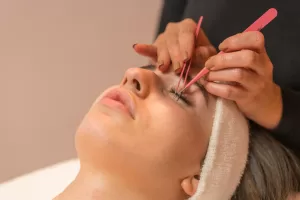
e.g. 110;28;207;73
146;100;190;133
139;100;204;162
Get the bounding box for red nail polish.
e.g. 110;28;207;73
158;65;163;71
158;61;164;71
132;44;137;49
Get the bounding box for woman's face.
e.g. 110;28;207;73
75;65;217;196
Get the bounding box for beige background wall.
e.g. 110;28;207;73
0;0;162;183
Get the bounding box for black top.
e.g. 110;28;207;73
156;0;300;155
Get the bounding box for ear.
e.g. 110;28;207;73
181;175;199;196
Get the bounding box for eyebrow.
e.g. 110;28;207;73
140;64;209;103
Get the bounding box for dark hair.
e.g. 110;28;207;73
232;125;300;200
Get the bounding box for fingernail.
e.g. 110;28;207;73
220;48;228;52
157;61;164;70
132;43;137;49
158;65;165;71
183;51;189;62
173;61;181;71
219;43;227;52
204;63;212;70
206;65;214;70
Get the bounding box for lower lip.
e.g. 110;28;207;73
100;97;131;117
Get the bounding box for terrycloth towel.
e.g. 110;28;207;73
189;98;250;200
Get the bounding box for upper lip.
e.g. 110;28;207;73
101;87;135;119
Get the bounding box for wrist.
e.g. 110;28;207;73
261;84;283;130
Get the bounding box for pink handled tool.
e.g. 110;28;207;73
178;8;278;93
176;16;204;92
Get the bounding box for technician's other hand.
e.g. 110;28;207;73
203;31;282;130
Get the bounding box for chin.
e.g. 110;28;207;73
74;85;135;166
75;110;132;155
75;125;135;172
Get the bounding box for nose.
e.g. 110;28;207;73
121;68;156;98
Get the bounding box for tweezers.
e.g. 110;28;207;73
178;8;278;93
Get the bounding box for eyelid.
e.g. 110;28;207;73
169;87;191;106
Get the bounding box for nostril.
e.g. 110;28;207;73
133;79;141;91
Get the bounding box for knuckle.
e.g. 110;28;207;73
255;31;265;47
182;18;196;26
166;22;176;31
243;50;256;66
180;19;197;35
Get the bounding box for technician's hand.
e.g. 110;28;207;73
202;31;283;130
132;18;216;73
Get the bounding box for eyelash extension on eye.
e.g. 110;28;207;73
169;87;190;105
170;88;181;100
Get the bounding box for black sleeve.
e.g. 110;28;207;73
154;0;188;39
271;88;300;155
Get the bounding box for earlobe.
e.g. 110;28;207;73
181;175;199;196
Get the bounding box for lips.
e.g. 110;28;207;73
99;87;135;119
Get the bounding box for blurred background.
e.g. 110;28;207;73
0;0;162;183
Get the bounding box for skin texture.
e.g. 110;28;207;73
54;66;217;200
53;65;299;200
133;18;282;131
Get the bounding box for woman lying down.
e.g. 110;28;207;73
54;65;300;200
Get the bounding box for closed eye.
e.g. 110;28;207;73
139;64;207;105
169;87;191;106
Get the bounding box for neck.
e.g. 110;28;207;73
53;168;148;200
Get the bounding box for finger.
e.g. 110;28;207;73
205;50;263;74
206;68;259;90
153;34;172;72
192;45;217;67
178;18;197;60
164;23;184;71
203;80;247;101
219;31;266;53
156;43;171;72
133;43;157;61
